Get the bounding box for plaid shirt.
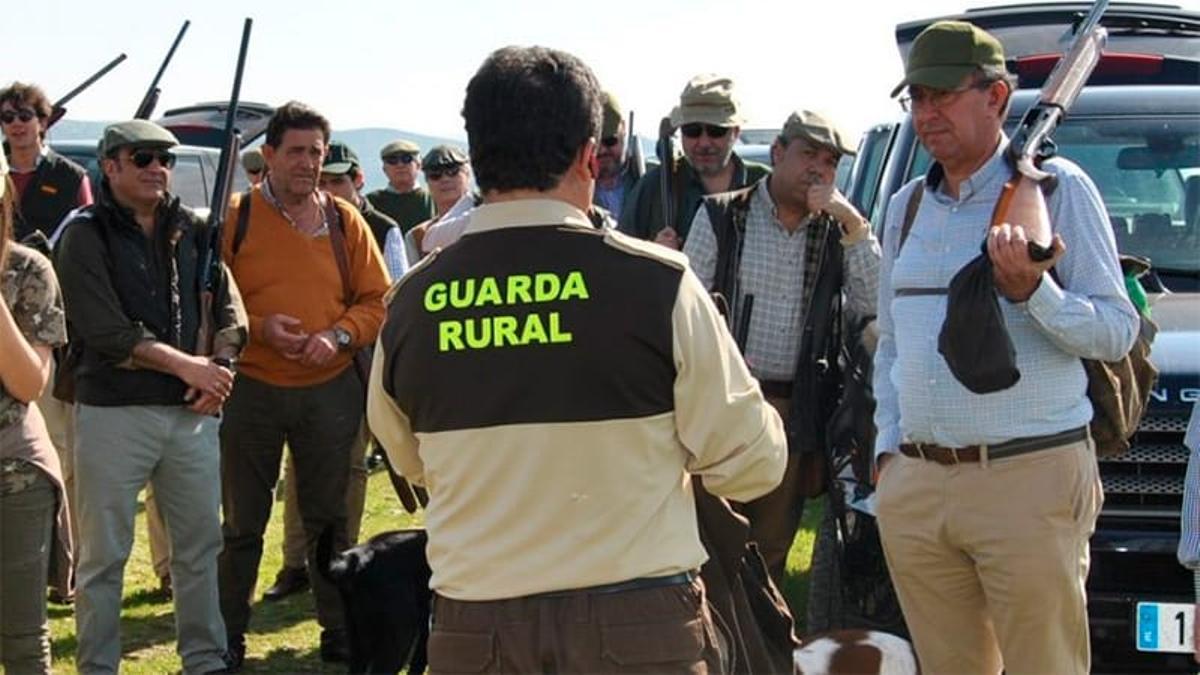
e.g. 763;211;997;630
684;179;881;381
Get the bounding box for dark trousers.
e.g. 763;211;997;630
429;579;724;674
217;368;363;636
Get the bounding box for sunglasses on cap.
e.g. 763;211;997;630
383;153;416;165
600;136;620;148
426;166;461;180
680;123;731;139
127;149;177;169
0;109;38;124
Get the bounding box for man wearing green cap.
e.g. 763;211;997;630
684;109;879;590
872;21;1137;674
319;140;407;279
365;139;434;234
619;74;769;249
592;91;638;218
55;119;247;674
241;147;265;187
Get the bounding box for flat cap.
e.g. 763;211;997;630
670;74;744;128
322;141;360;175
780;110;856;156
892;21;1007;97
422;144;469;170
380;139;421;159
241;147;265;173
601;91;623;139
99;120;179;157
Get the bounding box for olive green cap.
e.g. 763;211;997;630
780;110;856;156
422;144;468;170
98;119;179;157
670;74;744;128
601;91;623;139
241;147;265;173
380;139;421;160
0;150;8;200
322;141;360;175
892;20;1007;97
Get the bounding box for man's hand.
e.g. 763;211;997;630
185;389;226;416
262;313;308;359
808;184;865;236
654;226;682;250
987;224;1066;302
179;355;234;400
874;452;895;484
299;330;338;367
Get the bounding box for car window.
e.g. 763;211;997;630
171;153;210;209
848;125;896;227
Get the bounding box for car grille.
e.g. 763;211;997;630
1098;415;1188;514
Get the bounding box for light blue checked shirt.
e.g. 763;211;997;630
382;226;409;281
873;138;1138;460
1178;402;1200;599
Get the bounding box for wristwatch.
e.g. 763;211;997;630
213;356;236;370
332;326;353;351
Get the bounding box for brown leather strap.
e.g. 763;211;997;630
323;194;354;307
897;184;923;253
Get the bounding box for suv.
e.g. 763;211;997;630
843;4;1200;672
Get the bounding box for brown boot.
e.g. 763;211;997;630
262;565;309;602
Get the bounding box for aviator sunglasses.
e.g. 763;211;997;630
0;109;38;124
680;123;731;139
426;166;461;180
128;149;177;169
383;153;416;165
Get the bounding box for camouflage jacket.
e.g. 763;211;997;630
0;243;67;429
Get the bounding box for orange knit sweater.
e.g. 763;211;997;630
221;189;390;387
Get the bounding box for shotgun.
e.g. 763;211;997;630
47;54;127;128
134;20;191;120
627;110;645;182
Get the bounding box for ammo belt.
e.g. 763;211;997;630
532;571;696;599
759;380;793;399
899;426;1088;465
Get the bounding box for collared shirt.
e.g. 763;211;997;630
684;179;881;380
1177;402;1200;587
873;138;1139;458
382;226;409;281
261;178;328;235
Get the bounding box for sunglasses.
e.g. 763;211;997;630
426;166;461;180
128;149;177;169
0;109;38;124
600;136;620;148
383;153;416;165
680;123;731;139
246;168;263;176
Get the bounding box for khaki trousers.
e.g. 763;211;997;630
875;437;1102;675
36;383;75;554
281;421;370;569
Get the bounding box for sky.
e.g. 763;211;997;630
8;0;1199;143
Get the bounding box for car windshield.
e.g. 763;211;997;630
910;115;1200;273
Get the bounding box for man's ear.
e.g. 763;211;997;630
578;137;598;180
353;171;365;190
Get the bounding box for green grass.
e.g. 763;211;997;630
46;475;822;673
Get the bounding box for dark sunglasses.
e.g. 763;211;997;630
680;123;731;139
600;136;620;148
383;153;416;165
246;168;263;176
129;149;177;169
0;109;38;124
426;166;461;180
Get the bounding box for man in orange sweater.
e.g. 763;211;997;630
215;101;390;668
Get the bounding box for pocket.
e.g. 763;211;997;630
601;617;706;668
427;629;495;673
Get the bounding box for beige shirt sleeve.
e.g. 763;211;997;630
366;340;426;485
672;268;787;501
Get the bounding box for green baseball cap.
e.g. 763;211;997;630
380;139;420;160
892;20;1007;98
98;120;179;157
422;145;468;170
241;147;265;173
780;110;856;157
670;74;744;128
322;141;360;175
601;91;623;139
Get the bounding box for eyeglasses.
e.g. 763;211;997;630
0;109;38;124
426;166;461;180
383;153;416;165
680;123;731;139
600;136;620;148
128;149;177;169
898;82;991;113
245;168;263;176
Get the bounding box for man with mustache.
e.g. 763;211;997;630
215;101;390;668
55;120;247;674
619;74;768;250
683;110;880;589
591;91;638;219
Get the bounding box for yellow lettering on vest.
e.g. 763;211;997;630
493;315;520;347
548;312;572;343
534;273;560;302
521;313;549;343
464;318;491;349
439;321;465;351
449;279;476;309
476;277;502;307
425;282;448;312
559;271;589;301
507;275;533;305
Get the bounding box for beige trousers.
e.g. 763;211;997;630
875;437;1103;675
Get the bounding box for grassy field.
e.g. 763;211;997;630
46;472;822;673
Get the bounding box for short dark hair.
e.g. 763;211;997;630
265;101;331;148
462;46;602;192
0;82;52;119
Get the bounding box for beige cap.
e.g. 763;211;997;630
780;110;856;156
669;74;744;128
380;139;421;159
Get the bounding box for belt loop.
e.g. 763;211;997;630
980;444;989;469
949;447;960;464
916;443;927;461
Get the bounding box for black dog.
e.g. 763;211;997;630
316;528;432;674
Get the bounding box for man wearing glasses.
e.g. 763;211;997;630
55;120;246;674
592;91;637;218
619;74;768;249
365;139;434;234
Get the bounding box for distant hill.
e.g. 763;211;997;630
48;120;463;192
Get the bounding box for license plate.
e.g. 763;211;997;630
1136;602;1194;653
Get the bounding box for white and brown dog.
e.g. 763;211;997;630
793;629;918;675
